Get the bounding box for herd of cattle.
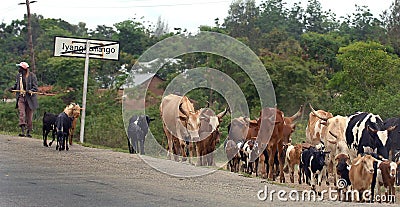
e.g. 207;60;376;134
126;94;400;202
39;94;400;202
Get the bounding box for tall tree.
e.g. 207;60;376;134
381;0;400;55
223;0;261;50
304;0;338;33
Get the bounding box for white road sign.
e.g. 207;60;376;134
54;36;120;60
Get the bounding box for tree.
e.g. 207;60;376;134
114;20;151;56
328;41;400;116
300;32;347;69
223;0;261;50
304;0;338;33
381;0;400;55
152;16;169;37
339;5;385;42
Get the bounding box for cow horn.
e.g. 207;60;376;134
328;131;338;139
289;105;303;122
217;107;229;119
367;125;378;134
387;125;397;132
179;102;189;117
309;103;329;121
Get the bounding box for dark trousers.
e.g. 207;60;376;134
18;96;33;131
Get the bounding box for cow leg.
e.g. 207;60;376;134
180;140;187;162
163;125;173;160
310;170;316;191
195;143;202;166
172;138;180;161
268;146;276;180
277;144;285;183
259;152;266;178
298;165;302;184
208;152;214;166
289;163;294;183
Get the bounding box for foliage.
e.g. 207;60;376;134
328;41;400;116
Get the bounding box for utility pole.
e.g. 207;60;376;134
19;0;37;73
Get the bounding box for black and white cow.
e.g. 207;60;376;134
300;147;329;191
127;115;154;155
384;118;400;160
346;112;396;159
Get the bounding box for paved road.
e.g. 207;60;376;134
0;134;373;207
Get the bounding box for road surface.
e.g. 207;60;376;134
0;134;373;206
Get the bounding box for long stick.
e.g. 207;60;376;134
11;89;39;94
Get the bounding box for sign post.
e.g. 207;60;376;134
53;36;120;143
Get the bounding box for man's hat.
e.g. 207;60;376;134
16;62;29;69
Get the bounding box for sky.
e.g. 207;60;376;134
0;0;395;33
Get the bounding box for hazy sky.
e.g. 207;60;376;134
0;0;394;33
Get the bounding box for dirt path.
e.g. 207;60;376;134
0;134;394;206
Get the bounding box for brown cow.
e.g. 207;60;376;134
306;104;333;145
283;105;303;144
256;107;285;181
160;94;201;162
225;139;241;173
349;154;377;202
196;107;229;166
283;143;303;183
246;119;259;140
375;160;397;202
309;104;351;186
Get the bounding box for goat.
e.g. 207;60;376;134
49;103;82;151
42;112;57;147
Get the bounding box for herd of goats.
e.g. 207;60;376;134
38;94;400;203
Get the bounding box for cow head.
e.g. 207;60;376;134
179;102;201;140
198;108;225;141
335;153;351;171
228;116;250;143
366;125;397;159
314;150;330;167
353;154;377;174
293;144;303;160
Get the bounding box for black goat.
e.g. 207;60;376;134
42;112;57;147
